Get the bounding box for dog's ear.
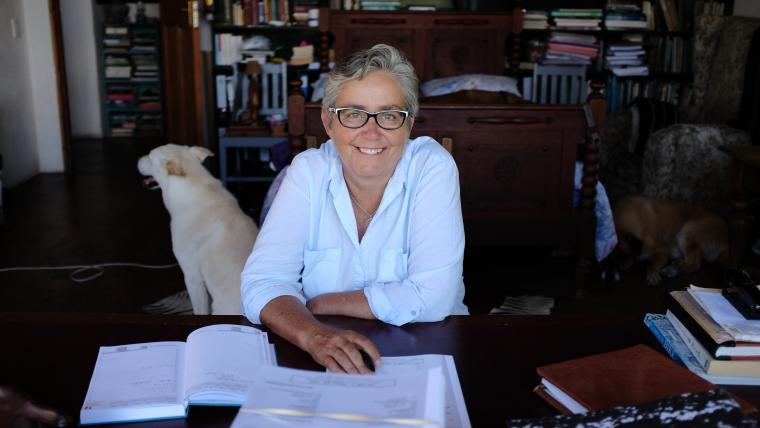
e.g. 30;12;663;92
189;146;214;162
164;159;185;177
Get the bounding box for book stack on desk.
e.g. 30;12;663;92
531;344;757;419
645;287;760;384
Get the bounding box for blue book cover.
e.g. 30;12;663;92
644;313;760;386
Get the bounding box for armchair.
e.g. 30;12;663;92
600;15;760;216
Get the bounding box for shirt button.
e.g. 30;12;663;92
411;310;417;316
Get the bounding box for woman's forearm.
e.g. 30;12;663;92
306;290;377;319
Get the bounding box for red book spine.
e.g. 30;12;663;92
243;0;253;25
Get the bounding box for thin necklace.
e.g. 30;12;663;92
348;189;376;226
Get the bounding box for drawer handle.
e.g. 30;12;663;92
466;116;554;125
350;18;407;25
434;18;489;26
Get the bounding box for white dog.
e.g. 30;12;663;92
138;144;258;315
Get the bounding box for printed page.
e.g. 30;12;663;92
184;324;271;405
689;289;760;341
376;355;471;428
80;342;186;425
230;365;445;428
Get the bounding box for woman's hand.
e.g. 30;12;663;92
260;296;380;374
302;325;381;374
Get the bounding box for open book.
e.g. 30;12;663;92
230;365;446;428
80;324;275;425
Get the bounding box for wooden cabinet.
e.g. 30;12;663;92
292;101;592;247
329;11;512;80
411;105;586;245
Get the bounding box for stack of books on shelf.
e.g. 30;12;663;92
109;113;138;137
606;39;649;77
292;0;320;27
645;286;760;385
605;3;649;30
543;32;599;66
215;33;245;65
523;10;549;30
550;8;602;31
137;86;161;110
107;92;135;108
360;0;401;10
104;55;132;80
103;25;130;54
289;43;314;66
132;54;159;82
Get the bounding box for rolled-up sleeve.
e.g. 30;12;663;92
241;157;311;324
364;151;466;326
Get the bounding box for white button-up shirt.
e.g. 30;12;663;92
241;136;468;326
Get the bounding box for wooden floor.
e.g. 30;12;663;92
0;139;754;317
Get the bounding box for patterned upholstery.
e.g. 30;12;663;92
641;124;750;215
600;15;759;211
701;17;760;124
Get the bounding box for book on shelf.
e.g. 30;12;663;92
610;66;649;77
645;313;760;385
80;324;276;425
533;344;754;415
230;364;446;428
657;0;680;31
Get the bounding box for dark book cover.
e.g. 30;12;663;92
535;344;718;413
511;389;758;428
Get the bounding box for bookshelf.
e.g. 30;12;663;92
514;0;735;112
100;23;163;139
207;1;324;190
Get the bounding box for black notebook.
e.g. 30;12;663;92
509;388;757;428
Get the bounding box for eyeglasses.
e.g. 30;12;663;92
329;107;409;130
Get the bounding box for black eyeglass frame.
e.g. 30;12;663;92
328;107;410;130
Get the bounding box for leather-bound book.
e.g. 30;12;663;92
534;344;756;415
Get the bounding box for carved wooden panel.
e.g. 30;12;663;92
426;30;499;78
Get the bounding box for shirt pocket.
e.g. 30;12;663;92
302;248;341;295
376;248;409;284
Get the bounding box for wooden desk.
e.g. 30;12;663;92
2;313;759;427
721;145;760;267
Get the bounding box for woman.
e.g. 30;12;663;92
241;44;467;374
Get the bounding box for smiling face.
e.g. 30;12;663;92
321;70;414;186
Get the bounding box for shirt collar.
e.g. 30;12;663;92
325;139;410;198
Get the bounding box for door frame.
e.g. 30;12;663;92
49;0;72;172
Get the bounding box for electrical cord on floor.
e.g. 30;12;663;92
0;262;179;283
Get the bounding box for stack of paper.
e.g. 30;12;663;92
231;354;470;428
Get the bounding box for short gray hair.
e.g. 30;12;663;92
322;44;419;118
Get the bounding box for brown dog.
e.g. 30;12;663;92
612;196;729;286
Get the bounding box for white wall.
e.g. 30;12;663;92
24;0;64;174
0;0;65;187
0;0;41;187
61;0;102;137
735;0;760;18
